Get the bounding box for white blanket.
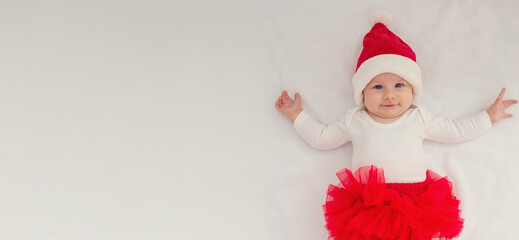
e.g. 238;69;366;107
0;0;517;239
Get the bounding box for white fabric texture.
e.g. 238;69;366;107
293;105;493;183
0;1;518;240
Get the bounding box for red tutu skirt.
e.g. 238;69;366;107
323;165;463;240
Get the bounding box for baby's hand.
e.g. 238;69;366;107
486;88;518;125
275;91;303;123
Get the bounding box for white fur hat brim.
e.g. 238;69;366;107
352;54;422;107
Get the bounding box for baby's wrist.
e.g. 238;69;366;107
289;108;303;123
485;110;495;126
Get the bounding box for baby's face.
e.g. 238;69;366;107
362;73;414;123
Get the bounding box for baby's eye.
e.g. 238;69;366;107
395;83;404;88
374;85;383;89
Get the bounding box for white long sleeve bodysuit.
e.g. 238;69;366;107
293;105;493;183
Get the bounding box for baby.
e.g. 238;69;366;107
275;12;517;240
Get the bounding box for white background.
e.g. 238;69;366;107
0;0;518;239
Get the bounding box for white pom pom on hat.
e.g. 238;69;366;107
371;10;392;25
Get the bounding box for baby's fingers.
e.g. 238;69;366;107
496;88;506;102
283;94;293;104
275;97;284;108
503;99;518;108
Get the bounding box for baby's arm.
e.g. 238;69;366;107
423;110;492;143
485;88;518;125
423;88;517;143
275;91;350;149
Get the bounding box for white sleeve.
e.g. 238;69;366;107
420;107;493;143
292;110;351;150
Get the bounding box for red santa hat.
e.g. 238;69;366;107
352;10;422;107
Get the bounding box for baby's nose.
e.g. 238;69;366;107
383;91;396;100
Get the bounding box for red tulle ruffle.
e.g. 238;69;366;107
323;165;463;240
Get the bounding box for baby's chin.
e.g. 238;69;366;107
378;107;407;117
